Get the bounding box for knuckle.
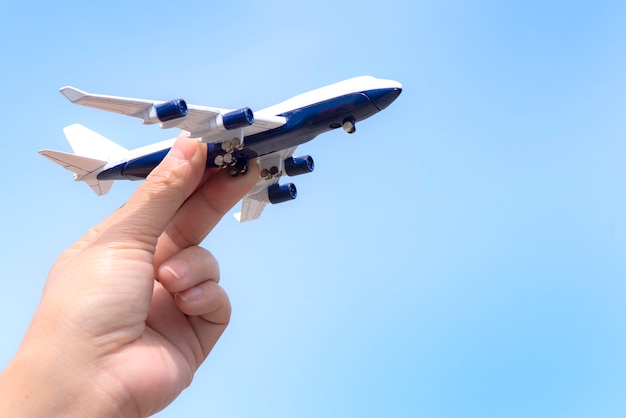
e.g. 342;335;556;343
149;164;184;189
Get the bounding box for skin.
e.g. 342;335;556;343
0;134;259;417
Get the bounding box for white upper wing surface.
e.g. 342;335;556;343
59;86;286;143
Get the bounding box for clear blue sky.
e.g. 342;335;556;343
2;1;626;417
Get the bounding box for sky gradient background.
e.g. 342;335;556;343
2;1;626;417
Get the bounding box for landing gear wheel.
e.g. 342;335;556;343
342;119;356;134
221;139;233;153
229;155;249;176
223;153;234;165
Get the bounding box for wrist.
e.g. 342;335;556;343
0;335;133;418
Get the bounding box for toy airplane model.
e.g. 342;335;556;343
40;76;402;222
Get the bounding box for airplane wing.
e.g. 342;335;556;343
59;86;286;143
234;196;268;223
235;147;297;222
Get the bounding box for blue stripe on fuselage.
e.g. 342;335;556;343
98;88;394;181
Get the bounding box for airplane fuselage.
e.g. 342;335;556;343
97;77;402;181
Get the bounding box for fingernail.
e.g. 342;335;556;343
161;259;189;281
178;286;201;302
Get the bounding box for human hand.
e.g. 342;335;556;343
0;135;259;417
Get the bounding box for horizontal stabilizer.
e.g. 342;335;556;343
86;178;113;195
39;150;113;196
38;150;106;176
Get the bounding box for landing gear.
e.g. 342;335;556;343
213;149;249;176
213;136;248;175
229;154;249;176
260;165;280;180
221;137;243;153
342;118;356;134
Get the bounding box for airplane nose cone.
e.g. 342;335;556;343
367;85;403;110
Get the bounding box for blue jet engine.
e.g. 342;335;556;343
268;183;297;204
154;99;188;122
223;107;254;130
284;155;314;176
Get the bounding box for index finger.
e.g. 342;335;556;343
90;134;208;253
154;160;259;266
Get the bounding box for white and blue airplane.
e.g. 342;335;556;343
40;76;402;222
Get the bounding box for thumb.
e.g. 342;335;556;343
95;134;207;252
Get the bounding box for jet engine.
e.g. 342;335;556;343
154;99;188;122
141;99;188;124
284;155;314;176
223;107;254;130
268;183;297;204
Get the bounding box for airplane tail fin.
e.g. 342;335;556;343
39;124;129;196
63;123;129;160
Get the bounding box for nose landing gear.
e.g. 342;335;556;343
342;118;356;134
